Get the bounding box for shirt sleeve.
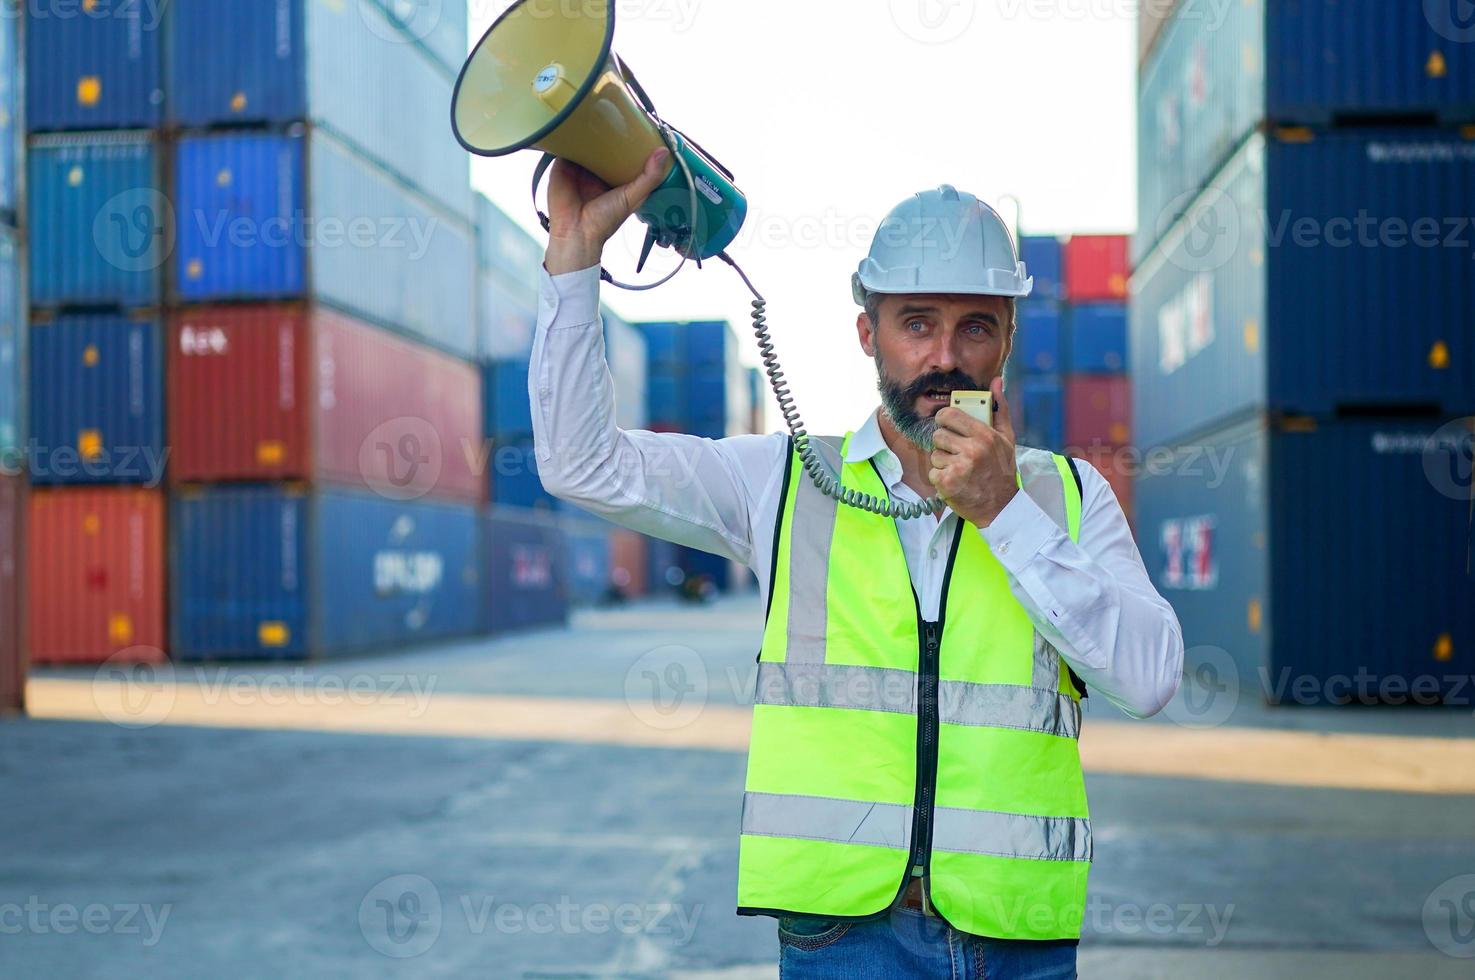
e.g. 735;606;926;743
978;460;1184;718
528;265;788;569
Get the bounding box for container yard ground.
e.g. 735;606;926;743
3;596;1473;978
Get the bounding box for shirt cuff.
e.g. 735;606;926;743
538;264;602;327
978;488;1060;571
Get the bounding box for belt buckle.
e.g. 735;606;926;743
898;877;935;916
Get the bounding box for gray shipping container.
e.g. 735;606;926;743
1135;414;1474;705
1130;130;1475;450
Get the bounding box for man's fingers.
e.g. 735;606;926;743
621;148;673;213
931;426;961;454
990;377;1016;443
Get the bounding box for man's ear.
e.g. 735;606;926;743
857;312;876;358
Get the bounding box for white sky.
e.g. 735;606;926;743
467;0;1138;434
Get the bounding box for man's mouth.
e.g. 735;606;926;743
918;387;959;410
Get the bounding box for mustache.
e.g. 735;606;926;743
897;370;984;402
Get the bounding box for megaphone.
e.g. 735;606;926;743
452;0;748;266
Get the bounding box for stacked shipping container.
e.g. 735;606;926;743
1009;235;1135;521
0;16;22;709
1133;4;1475;702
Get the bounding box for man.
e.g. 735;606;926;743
531;148;1184;979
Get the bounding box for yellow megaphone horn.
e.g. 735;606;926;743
451;0;747;265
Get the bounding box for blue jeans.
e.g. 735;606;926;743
777;908;1077;979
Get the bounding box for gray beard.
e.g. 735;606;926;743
875;352;940;452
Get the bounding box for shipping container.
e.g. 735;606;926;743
167;305;484;503
641;318;752;440
1135;415;1475;704
1137;0;1475;263
1130;130;1475;450
1137;0;1173;67
28;133;163;307
482;507;568;633
483;360;533;439
25;2;163;131
1013;376;1064;451
171;485;481;660
377;0;470;77
639;321;683;373
0;474;23;713
648;536;682;595
0;227;22;459
1074;446;1134;527
1065;375;1131;450
29;487;166;664
0;14;18;218
478;272;537;360
1014;299;1063;374
610;528;648;599
30;313;164;486
489;437;556;511
748;367;766;434
1066;302;1128;374
604;308;648;433
1020;236;1063;299
562;518;612;606
173;127;476;358
1064;235;1128;302
475;193;542;281
167;0;470;219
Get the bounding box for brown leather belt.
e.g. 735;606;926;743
898;877;934;915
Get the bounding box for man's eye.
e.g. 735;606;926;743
907;320;927;332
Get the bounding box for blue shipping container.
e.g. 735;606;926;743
1020;237;1062;299
562;519;612;606
483;507;568;634
25;1;163;131
479;272;537;361
1135;415;1475;704
377;0;470;77
171;485;482;660
174;128;476;358
490;437;556;511
475;193;543;281
1014;300;1063;374
168;0;471;219
0;16;18;216
1067;303;1127;374
1137;0;1475;262
1131;130;1475;450
29;314;163;486
638;321;684;373
483;360;532;438
604;308;648;432
29;134;163;307
1014;376;1064;451
0;228;20;458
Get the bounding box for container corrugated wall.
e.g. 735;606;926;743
171;485;481;660
475;192;543;283
29;313;164;486
0;227;22;458
1014;377;1063;451
375;0;470;77
168;305;484;502
562;518;612;606
1063;236;1128;301
0;474;24;712
1020;237;1062;299
1136;416;1475;703
1131;130;1475;449
166;0;468;218
29;487;167;663
1014;300;1062;374
478;272;536;360
25;3;164;131
604;309;648;432
610;528;647;599
483;507;568;633
0;16;18;218
1065;303;1128;374
173;128;475;358
1064;375;1130;450
28;133;163;307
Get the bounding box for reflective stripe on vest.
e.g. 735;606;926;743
738;435;1091;940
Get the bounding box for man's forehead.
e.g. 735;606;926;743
880;293;1009;316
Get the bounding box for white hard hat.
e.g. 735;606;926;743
852;185;1033;305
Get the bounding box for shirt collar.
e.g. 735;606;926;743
844;409;904;482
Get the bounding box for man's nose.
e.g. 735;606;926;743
927;333;960;373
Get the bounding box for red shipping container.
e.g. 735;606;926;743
1075;447;1134;528
610;529;648;599
29;488;167;664
1065;375;1131;450
0;475;25;711
169;305;485;504
1064;235;1128;301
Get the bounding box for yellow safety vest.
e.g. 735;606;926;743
737;435;1090;940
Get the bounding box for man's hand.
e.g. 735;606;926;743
544;149;671;275
928;376;1020;528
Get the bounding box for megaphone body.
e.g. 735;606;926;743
452;0;747;261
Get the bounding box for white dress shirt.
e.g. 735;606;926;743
530;266;1184;718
